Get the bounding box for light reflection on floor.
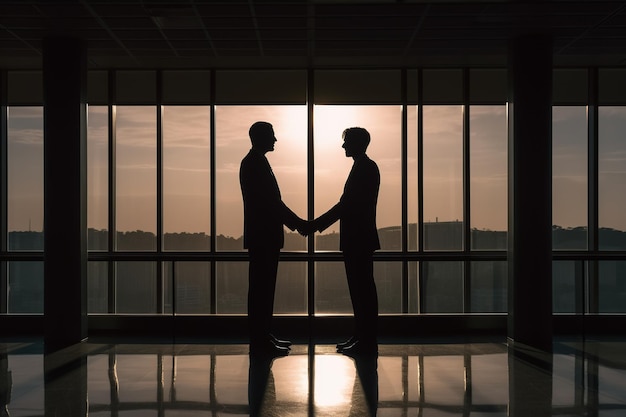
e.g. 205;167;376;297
1;339;626;416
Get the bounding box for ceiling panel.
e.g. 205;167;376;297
0;1;625;69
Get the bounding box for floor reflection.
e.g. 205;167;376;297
0;338;625;416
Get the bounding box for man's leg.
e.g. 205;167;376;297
248;247;279;346
344;250;378;347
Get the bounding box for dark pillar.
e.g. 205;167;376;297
507;34;553;351
43;37;88;352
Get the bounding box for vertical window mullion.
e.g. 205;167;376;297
210;70;217;315
156;70;164;314
108;70;117;313
401;68;409;314
588;67;599;314
463;68;471;313
417;68;424;314
0;70;7;314
307;69;315;320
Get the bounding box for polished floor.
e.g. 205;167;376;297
1;337;626;416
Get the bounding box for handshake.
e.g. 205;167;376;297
295;218;322;236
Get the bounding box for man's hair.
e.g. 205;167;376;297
342;127;370;152
249;121;273;145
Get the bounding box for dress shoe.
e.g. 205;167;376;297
336;336;357;351
270;333;292;348
249;340;290;357
339;340;378;357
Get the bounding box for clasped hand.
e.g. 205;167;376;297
296;219;319;236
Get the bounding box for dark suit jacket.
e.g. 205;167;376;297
240;149;300;250
316;154;380;252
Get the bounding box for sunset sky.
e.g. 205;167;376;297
6;104;626;236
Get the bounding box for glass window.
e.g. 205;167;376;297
315;261;351;315
215;105;307;251
408;262;420;314
7;106;43;250
165;261;211;315
553;260;583;314
162;106;211;251
215;262;248;314
423;261;464;313
87;105;109;251
88;261;108;314
115;106;157;251
115;262;157;314
599;107;626;250
314;105;402;251
423;106;463;251
470;105;507;250
553;106;588;250
598;261;626;313
375;262;402;314
275;262;307;315
8;261;43;313
471;261;507;313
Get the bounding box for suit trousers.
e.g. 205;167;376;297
343;249;378;344
248;246;280;345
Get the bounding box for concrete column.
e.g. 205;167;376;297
507;34;553;351
43;37;88;352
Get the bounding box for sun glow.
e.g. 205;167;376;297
314;355;355;407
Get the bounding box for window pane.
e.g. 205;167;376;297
314;105;402;251
408;262;420;314
599;107;626;250
423;261;463;313
598;261;626;313
275;262;307;315
215;105;307;251
315;262;351;314
470;105;507;250
423;106;463;250
165;261;211;315
553;106;588;250
7;107;43;250
115;262;157;313
8;261;43;313
216;262;248;314
116;106;156;251
162;106;210;251
553;260;583;314
87;105;109;251
88;261;108;313
316;262;398;314
471;261;507;313
375;262;402;314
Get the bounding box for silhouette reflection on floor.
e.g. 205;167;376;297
1;338;626;416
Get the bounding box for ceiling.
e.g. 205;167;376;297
1;1;626;70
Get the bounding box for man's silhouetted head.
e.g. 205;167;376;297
342;127;370;158
249;121;277;153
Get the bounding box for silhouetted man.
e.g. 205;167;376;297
240;121;304;356
303;127;380;355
